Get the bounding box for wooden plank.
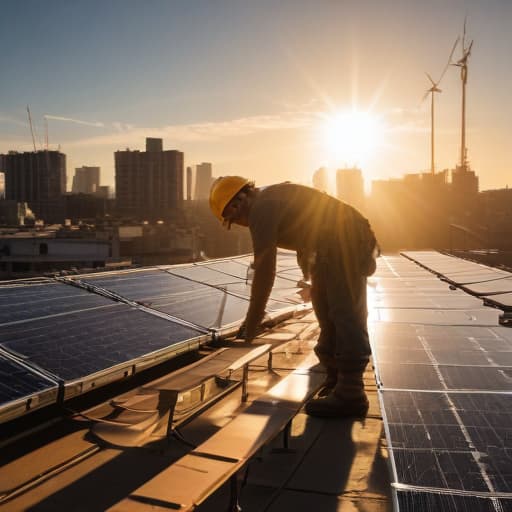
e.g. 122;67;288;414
191;404;293;461
107;453;238;512
253;372;324;410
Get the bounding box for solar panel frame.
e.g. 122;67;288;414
0;352;59;423
0;303;209;400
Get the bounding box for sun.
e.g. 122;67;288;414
319;109;384;167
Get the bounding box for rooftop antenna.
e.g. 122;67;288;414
422;37;459;175
452;17;473;170
26;105;37;152
44;115;49;150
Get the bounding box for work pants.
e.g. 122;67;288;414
310;242;371;377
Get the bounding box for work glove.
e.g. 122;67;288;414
235;315;271;342
296;279;312;302
235;322;247;340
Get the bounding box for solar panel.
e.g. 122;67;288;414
484;293;512;311
373;254;512;510
0;353;58;422
0;281;110;325
0;304;203;384
0;253;307;422
148;287;250;328
396;491;511;512
78;269;248;329
370;294;483;309
168;265;244;286
202;259;251;279
462;278;512;296
382;390;512;494
370;308;501;325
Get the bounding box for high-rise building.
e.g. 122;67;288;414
115;138;184;219
145;137;163;153
72;166;100;194
312;167;328;192
95;185;111;199
186;166;193;201
450;164;479;223
1;150;66;223
195;162;213;200
336;167;365;212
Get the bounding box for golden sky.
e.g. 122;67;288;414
1;1;511;192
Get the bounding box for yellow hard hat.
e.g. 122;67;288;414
209;176;251;221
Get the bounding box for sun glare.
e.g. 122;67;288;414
320;109;384;167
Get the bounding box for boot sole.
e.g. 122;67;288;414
304;402;369;419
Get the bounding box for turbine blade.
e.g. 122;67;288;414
421;89;431;103
466;39;474;56
437;36;460;84
463;15;467;50
425;72;436;85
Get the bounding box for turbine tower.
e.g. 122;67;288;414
452;19;473;170
422;37;459;175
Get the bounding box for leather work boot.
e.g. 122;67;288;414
305;370;369;418
305;392;369;418
317;367;338;398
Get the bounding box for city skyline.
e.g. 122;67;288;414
1;0;511;192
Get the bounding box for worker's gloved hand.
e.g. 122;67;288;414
235;322;247;340
235;316;270;342
296;279;312;302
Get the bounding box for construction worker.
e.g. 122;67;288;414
209;176;378;418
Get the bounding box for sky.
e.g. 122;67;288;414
1;0;511;193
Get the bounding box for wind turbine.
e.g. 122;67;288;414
422;37;459;175
452;18;473;170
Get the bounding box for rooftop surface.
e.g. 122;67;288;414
2;251;511;511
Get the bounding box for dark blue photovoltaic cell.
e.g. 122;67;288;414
225;281;302;308
83;271;250;328
0;353;57;403
83;267;300;327
150;287;250;328
392;449;489;491
440;366;512;391
0;304;201;381
81;269;207;300
0;282;111;325
168;266;243;286
397;490;512;512
383;391;512;495
204;260;250;279
375;362;444;390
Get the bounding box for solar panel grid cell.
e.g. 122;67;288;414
396;490;511;512
0;353;57;403
0;283;110;325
